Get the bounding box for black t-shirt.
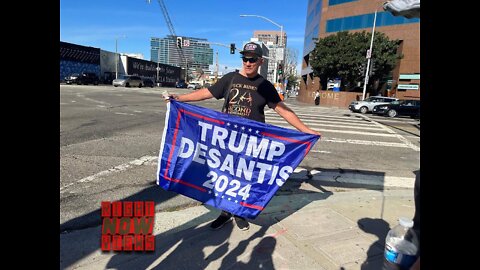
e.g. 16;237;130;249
208;72;281;123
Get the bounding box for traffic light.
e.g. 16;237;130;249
176;37;183;49
278;64;283;75
230;43;235;54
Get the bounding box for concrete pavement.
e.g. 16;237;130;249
60;175;415;270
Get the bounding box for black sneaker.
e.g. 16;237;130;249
210;213;233;230
234;216;250;231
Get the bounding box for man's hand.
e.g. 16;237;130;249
163;91;179;102
305;129;322;137
168;94;179;101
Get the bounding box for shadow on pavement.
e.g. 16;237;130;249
292;167;388;191
358;217;390;270
60;184;182;233
60;184;186;268
103;177;335;269
62;166;392;269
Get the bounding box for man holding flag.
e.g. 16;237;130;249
165;42;321;231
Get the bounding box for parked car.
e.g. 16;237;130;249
112;75;143;87
372;99;420;118
187;83;201;90
65;72;99;85
175;80;187;88
348;96;398;114
64;73;79;84
142;78;155;88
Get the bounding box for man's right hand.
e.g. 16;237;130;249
163;93;179;102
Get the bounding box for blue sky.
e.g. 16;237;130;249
60;0;308;74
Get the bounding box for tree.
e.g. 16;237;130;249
286;74;299;90
309;31;402;92
284;48;298;78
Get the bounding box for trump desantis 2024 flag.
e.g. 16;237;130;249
157;100;320;219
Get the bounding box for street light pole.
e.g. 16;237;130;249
239;14;284;84
115;38;118;80
362;10;378;100
115;35;126;80
156;40;161;86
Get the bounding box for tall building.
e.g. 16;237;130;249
253;30;287;84
253;30;287;48
300;0;420;102
150;35;213;73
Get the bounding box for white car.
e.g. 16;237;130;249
187;83;201;90
348;96;398;114
112;75;143;87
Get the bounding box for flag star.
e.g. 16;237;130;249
208;190;212;194
227;122;231;126
255;130;260;134
228;198;231;201
235;200;238;203
215;193;218;196
248;128;252;132
241;126;245;130
221;195;224;198
234;124;238;128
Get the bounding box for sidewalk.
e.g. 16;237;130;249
60;177;415;270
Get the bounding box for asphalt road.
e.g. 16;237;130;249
60;85;420;232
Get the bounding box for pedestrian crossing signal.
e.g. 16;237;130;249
230;43;235;54
176;37;183;49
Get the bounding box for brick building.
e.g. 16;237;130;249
299;0;420;105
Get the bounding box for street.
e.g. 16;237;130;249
60;85;420;270
60;84;419;232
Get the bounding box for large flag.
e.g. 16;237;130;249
157;100;320;219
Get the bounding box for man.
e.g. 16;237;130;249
167;42;321;231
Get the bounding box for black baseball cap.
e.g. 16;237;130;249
239;42;263;57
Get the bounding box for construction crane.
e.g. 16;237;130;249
147;0;189;82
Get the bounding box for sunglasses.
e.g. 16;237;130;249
241;57;259;63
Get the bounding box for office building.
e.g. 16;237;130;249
254;30;286;48
254;30;287;84
299;0;420;103
150;35;214;72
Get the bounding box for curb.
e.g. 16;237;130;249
291;167;415;189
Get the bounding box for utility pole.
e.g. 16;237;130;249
156;39;160;86
115;35;126;79
362;9;378;101
215;51;218;83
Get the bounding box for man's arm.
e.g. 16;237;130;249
274;102;321;136
170;88;213;102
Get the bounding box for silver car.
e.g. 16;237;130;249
112;75;143;87
348;96;398;114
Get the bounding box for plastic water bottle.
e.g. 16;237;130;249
383;217;419;270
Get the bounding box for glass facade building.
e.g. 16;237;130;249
300;0;420;102
150;36;213;71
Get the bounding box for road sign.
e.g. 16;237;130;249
183;39;190;47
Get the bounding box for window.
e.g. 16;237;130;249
329;0;357;6
326;12;419;32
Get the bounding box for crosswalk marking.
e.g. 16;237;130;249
266;119;385;131
264;102;419;151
